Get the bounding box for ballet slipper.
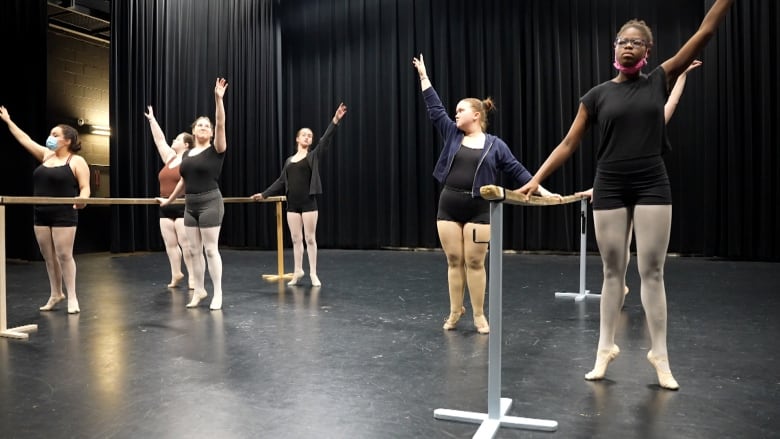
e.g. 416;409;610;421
287;270;305;286
442;306;466;330
310;274;321;287
584;345;620;381
167;272;185;288
647;350;680;390
209;295;222;311
473;314;490;334
67;298;80;314
39;293;66;311
186;289;208;308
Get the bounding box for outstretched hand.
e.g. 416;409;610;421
412;53;428;79
333;102;347;124
512;180;538;200
684;60;702;74
144;105;155;120
215;77;229;99
0;105;11;123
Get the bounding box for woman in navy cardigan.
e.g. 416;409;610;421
413;54;554;335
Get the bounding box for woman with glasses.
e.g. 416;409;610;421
515;0;734;390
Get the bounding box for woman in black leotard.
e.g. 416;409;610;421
252;103;347;287
0;106;90;314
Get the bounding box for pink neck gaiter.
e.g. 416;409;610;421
613;54;647;75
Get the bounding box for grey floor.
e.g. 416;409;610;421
1;249;778;438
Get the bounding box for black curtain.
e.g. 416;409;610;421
106;0;777;260
276;0;778;260
110;0;279;252
0;0;48;260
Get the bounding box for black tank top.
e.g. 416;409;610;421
444;145;482;190
33;155;78;198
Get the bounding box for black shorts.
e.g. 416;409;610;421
593;156;672;210
287;196;318;214
34;205;78;227
159;203;185;219
436;186;489;224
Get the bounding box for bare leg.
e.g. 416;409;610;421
586;208;632;380
302;211;320;286
173;218;196;289
463;222;490;334
185;226;207;308
633;204;678;390
33;226;65;310
160;218;184;287
200;226;223;310
286;212;305;285
437;220;467;330
50;227;79;313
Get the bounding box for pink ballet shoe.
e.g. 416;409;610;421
584;345;620;381
67;298;80;314
39;294;66;311
209;296;222;310
167;273;185;288
310;274;321;287
442;306;466;330
287;270;305;286
473;314;490;334
186;289;208;308
647;350;680;390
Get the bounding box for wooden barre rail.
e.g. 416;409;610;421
0;196;285;205
479;185;585;206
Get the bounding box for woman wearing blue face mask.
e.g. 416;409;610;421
0;106;91;314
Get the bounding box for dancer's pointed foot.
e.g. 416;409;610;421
473;314;490;334
167;272;185;288
585;345;620;381
647;350;680;390
287;270;305;286
310;274;321;287
39;293;66;311
442;306;466;330
209;296;222;310
186;289;208;308
67;298;80;314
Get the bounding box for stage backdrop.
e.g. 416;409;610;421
1;0;775;261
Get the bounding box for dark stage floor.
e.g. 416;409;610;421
1;249;778;438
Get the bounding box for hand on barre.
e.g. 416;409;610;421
250;193;264;201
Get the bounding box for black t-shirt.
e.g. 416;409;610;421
581;67;671;164
180;145;225;194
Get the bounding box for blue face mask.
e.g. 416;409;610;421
45;136;58;150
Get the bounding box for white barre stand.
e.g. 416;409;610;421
554;198;600;302
433;186;577;437
0;195;285;340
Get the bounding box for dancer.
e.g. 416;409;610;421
144;105;196;290
576;60;703;303
516;0;734;389
0;106;90;314
412;54;556;334
159;77;228;310
251;103;348;287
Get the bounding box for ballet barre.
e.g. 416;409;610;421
433;185;586;438
0;195;286;340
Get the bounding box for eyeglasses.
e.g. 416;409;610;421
614;38;647;48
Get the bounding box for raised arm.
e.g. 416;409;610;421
144;106;176;163
661;0;733;87
514;103;590;197
213;77;228;153
664;60;702;122
412;54;432;91
0;105;50;162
